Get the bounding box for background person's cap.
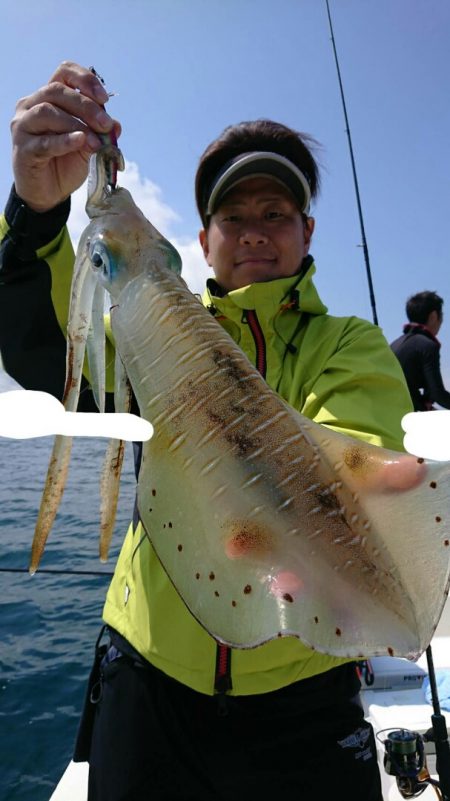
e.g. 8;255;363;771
205;151;312;217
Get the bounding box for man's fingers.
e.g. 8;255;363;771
11;102;104;164
15;83;114;136
13;99;121;153
15;101;88;136
48;61;110;104
10;61;122;211
18;130;98;160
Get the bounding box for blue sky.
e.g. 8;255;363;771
1;0;449;383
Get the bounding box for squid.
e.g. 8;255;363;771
30;145;450;661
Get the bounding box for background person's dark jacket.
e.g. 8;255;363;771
390;323;450;411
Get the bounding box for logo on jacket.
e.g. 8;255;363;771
338;727;373;761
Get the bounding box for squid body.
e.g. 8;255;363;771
31;149;450;661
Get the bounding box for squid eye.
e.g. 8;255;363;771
90;241;113;278
92;252;103;268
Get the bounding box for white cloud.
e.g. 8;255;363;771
70;159;179;243
171;237;211;296
68;159;210;295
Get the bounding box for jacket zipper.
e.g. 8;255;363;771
245;309;267;378
214;640;232;715
214;308;267;707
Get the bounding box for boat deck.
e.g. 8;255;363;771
49;600;450;801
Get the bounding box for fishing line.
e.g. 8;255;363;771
0;567;114;576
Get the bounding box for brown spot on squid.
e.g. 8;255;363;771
224;520;273;559
344;446;427;491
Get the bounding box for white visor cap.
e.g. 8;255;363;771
206;151;311;217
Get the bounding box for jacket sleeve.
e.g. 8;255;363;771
301;316;414;452
422;342;450;409
0;186;114;411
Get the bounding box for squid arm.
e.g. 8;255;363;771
29;250;98;573
99;350;133;562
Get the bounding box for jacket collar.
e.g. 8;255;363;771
202;255;328;318
403;322;441;347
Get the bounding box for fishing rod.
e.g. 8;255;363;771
325;13;450;794
425;645;450;800
324;0;379;326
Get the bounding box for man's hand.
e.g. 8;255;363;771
10;61;121;212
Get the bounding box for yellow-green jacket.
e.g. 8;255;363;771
0;208;413;696
101;259;413;696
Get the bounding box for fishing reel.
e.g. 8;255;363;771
373;647;450;800
382;728;443;799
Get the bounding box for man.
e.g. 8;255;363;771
0;62;413;800
391;291;450;411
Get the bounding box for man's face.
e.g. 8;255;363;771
199;177;314;293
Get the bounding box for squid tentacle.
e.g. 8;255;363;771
99;351;133;562
30;252;98;573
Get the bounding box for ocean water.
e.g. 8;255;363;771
0;371;137;801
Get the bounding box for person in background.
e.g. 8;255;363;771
0;62;414;801
390;291;450;411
